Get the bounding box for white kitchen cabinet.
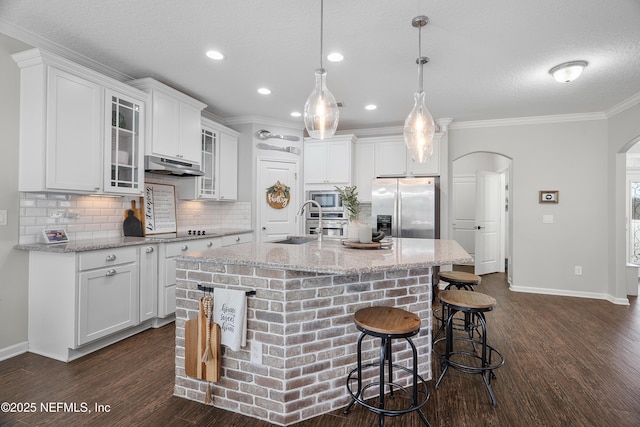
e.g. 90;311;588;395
27;246;145;361
372;136;439;177
78;261;138;346
354;142;376;203
139;244;158;322
13;48;148;195
178;119;239;201
304;135;356;188
222;232;254;247
128;78;206;165
105;91;145;195
218;130;239;200
158;238;222;317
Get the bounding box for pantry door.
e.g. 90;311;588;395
257;158;299;242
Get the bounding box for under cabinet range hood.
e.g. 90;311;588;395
144;155;204;177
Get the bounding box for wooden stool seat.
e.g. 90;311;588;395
438;290;496;311
438;271;482;285
354;306;421;336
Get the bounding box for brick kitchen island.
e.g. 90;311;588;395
174;238;471;426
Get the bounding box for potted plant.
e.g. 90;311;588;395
335;185;361;241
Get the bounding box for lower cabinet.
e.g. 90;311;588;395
77;262;138;345
139;244;158;322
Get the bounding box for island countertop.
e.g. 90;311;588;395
178;237;472;274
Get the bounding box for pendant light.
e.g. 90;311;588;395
403;15;436;164
303;0;339;140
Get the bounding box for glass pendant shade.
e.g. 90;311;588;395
403;91;435;163
304;68;339;140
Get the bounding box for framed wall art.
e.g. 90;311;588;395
539;190;559;203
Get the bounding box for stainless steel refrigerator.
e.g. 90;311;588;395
371;177;439;239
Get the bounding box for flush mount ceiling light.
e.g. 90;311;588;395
257;87;271;95
403;15;436;164
549;60;588;83
365;104;377;110
303;0;339;140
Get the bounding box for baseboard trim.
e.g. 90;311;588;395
509;285;630;306
0;341;29;362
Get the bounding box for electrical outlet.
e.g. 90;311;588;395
0;210;7;226
250;343;263;364
575;266;583;276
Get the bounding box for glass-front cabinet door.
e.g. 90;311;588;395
105;91;145;194
199;126;218;199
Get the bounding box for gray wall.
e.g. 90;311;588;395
0;33;30;354
450;118;611;299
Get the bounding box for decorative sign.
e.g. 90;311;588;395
266;181;291;209
144;183;177;234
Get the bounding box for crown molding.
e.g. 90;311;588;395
605;92;640;118
449;112;607;130
0;18;132;82
223;115;303;130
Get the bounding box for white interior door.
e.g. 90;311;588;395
257;158;299;242
475;171;504;275
452;176;477;259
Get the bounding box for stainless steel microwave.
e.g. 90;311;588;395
307;190;344;214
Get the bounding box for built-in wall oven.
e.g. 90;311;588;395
306;190;347;237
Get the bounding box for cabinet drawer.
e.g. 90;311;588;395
222;233;253;247
165;241;199;257
78;247;137;271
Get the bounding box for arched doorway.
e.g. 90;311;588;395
451;152;512;279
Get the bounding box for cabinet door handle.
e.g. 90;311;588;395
105;254;117;261
262;227;266;231
207;242;213;247
181;245;188;251
235;237;240;242
145;247;154;253
106;269;117;276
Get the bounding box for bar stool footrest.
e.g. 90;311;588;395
345;362;430;420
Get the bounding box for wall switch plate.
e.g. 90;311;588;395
0;210;7;226
575;266;583;276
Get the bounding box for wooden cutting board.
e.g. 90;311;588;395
123;198;145;237
185;297;221;382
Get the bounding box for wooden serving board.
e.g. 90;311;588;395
184;298;221;382
341;240;393;250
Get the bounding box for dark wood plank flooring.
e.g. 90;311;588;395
1;272;639;426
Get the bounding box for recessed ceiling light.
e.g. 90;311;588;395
291;112;302;117
257;88;271;95
205;50;224;60
327;52;344;62
365;104;377;111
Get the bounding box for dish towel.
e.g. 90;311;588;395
213;288;247;351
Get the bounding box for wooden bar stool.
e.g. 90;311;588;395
345;306;431;427
433;271;482;342
432;290;505;407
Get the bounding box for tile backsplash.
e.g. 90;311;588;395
19;178;251;244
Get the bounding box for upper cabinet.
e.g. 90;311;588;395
127;78;206;166
177;118;239;201
105;91;145;194
373;137;440;177
13;48;147;195
303;134;356;189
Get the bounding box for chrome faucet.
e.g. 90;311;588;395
297;200;323;241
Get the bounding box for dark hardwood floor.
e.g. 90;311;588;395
1;272;639;426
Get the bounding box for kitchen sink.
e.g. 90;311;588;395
272;237;317;245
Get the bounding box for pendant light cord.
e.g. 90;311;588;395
417;23;423;92
320;0;324;69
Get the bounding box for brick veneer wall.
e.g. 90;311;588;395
174;260;432;426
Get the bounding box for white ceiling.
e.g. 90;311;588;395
1;0;639;132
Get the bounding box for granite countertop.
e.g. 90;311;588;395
14;228;253;253
178;238;472;274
